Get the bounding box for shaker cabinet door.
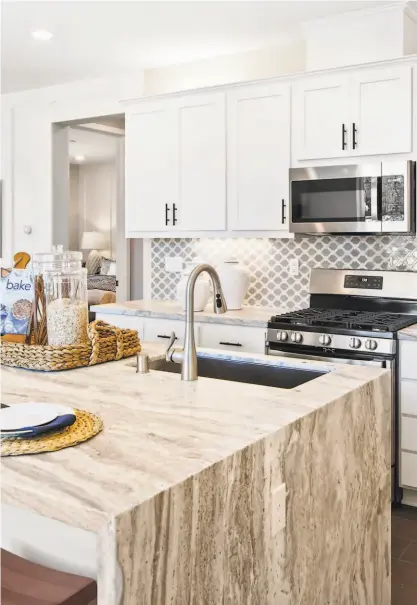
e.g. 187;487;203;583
125;100;178;233
227;82;290;231
175;92;226;232
125;92;226;235
350;66;412;157
292;74;350;161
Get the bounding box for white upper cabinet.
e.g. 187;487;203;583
293;74;350;161
176;92;226;231
126;99;177;233
125;91;226;235
350;66;412;157
227;82;290;231
293;65;413;161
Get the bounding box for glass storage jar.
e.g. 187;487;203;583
33;251;88;347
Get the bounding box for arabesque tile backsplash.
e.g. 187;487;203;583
151;235;417;309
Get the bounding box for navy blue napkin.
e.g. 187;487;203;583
1;412;76;439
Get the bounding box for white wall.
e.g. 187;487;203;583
1;72;144;264
144;39;305;95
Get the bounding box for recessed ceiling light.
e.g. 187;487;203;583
31;30;53;41
74;155;85;162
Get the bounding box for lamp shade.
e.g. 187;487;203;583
80;231;107;250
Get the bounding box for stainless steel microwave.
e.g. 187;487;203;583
289;161;416;234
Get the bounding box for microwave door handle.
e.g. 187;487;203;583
370;177;379;221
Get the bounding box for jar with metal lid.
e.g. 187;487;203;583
32;251;88;347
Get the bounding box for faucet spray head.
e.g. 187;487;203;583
214;290;227;314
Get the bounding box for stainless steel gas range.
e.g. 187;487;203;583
266;268;417;504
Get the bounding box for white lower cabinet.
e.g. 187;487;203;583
400;342;417;380
401;452;417;489
142;317;199;347
199;323;266;355
399;340;417;489
96;313;267;355
402;416;417;453
401;379;417;416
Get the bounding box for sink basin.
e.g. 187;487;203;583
150;355;327;389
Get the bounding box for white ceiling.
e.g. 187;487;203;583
2;0;393;94
69;127;121;164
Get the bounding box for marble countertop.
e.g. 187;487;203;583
91;299;281;327
1;343;388;534
398;323;417;340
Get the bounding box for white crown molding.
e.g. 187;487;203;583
121;54;417;105
301;1;409;32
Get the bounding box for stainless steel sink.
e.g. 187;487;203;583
149;354;327;389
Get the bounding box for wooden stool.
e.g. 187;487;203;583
1;548;97;605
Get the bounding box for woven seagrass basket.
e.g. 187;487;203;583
1;320;140;371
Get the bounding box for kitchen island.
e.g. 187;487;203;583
1;345;391;605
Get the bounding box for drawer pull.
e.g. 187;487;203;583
219;341;242;347
157;334;178;340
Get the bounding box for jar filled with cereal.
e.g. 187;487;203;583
33;251;88;347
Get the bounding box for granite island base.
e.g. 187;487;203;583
1;346;391;605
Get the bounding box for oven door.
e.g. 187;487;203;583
289;164;381;234
381;160;416;233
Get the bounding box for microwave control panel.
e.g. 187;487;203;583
344;275;384;290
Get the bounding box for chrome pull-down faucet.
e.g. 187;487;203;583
166;264;227;381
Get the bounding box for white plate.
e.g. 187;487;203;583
0;403;74;432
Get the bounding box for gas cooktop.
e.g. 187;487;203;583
270;309;417;334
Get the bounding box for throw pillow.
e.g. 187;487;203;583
86;250;101;275
100;257;113;276
108;261;117;276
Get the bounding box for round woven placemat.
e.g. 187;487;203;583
1;409;103;457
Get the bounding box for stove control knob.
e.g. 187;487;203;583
276;331;288;342
291;332;303;344
349;337;362;349
319;334;332;346
365;339;378;351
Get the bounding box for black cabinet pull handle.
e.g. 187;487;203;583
173;203;178;226
281;199;286;224
165;203;170;226
352;123;357;149
342;123;347;150
157;334;178;340
219;341;242;347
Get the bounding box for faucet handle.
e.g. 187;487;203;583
165;332;177;361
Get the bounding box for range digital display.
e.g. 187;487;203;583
344;275;383;290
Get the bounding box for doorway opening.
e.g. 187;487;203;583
52;114;140;307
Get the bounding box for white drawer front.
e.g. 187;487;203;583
199;323;266;354
401;379;417;417
401;451;417;489
142;317;200;346
400;341;417;380
402;416;417;453
95;314;144;339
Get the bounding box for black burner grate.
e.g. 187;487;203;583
271;309;417;333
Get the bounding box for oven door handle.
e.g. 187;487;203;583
266;347;392;368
